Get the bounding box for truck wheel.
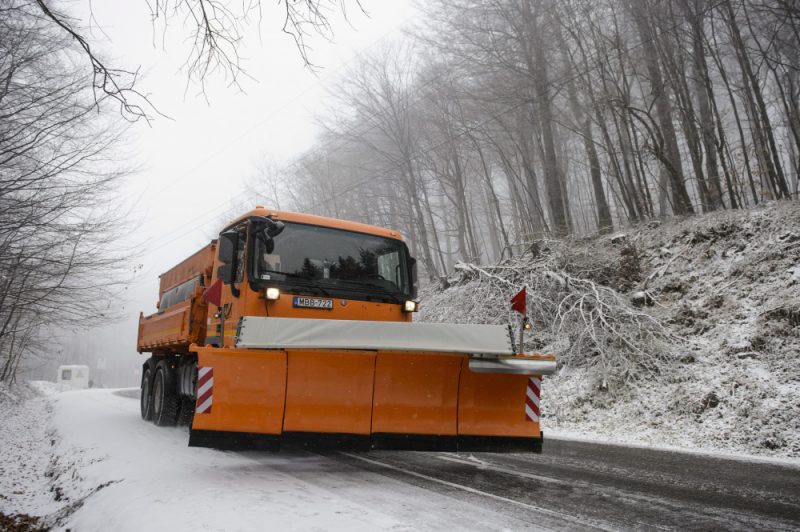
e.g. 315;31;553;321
152;360;180;427
177;397;195;427
140;361;155;421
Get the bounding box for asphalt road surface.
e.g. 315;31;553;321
113;388;800;530
324;440;800;531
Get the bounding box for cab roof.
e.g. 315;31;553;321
229;207;405;241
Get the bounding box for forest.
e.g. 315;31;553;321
1;0;798;383
255;0;799;280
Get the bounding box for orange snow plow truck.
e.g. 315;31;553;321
136;207;556;451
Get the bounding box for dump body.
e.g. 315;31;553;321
137;243;216;353
136;207;556;451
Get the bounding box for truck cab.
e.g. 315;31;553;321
209;208;419;348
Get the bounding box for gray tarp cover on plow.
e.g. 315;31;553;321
235;317;515;356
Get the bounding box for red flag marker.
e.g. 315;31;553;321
203;278;223;307
511;287;526;315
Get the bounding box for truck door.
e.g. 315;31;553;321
215;223;249;347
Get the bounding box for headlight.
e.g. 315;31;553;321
265;287;280;300
403;300;419;312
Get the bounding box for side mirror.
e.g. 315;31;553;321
218;230;238;285
409;257;418;298
217;264;234;284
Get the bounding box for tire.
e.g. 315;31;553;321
177;396;195;427
152;360;180;427
140;361;155;421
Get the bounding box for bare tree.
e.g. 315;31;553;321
247;0;798;279
31;0;366;120
0;2;130;382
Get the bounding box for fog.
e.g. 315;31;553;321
16;0;415;387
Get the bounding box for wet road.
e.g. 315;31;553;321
325;438;800;531
114;388;800;530
112;388;140;399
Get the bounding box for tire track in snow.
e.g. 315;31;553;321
327;442;800;531
338;451;619;531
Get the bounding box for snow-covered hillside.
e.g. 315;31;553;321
420;201;800;458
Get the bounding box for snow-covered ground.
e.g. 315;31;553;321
2;382;798;531
421;201;800;459
0;383;538;531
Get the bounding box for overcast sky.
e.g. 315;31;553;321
53;0;417;385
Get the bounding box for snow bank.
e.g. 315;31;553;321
0;382;61;530
420;201;800;459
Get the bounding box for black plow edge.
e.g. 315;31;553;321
189;429;543;453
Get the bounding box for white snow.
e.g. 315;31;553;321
0;382;62;519
0;383;536;531
790;265;800;284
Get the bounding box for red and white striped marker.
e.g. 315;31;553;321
195;367;213;414
525;377;541;422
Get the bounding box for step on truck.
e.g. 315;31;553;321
136;207;556;451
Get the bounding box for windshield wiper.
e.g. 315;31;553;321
260;270;331;297
333;279;403;304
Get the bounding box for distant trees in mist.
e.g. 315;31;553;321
253;0;799;281
0;2;128;382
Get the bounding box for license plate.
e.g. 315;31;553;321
293;297;333;310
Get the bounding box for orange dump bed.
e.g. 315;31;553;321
137;297;204;352
158;242;217;297
137;242;216;353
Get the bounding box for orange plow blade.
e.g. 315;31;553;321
189;343;551;451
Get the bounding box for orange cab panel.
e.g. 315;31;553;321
372;352;461;436
191;347;287;435
283;350;376;435
458;359;539;438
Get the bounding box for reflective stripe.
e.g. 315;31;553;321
196;395;213;414
195;367;213;414
526;385;540;407
525;377;541;422
197;377;213;398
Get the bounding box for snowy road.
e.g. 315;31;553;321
328;441;800;531
20;387;800;531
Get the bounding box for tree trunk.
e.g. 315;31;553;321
628;0;695;215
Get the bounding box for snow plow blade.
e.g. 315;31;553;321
188;317;554;452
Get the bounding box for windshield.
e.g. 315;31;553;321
252;221;412;300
